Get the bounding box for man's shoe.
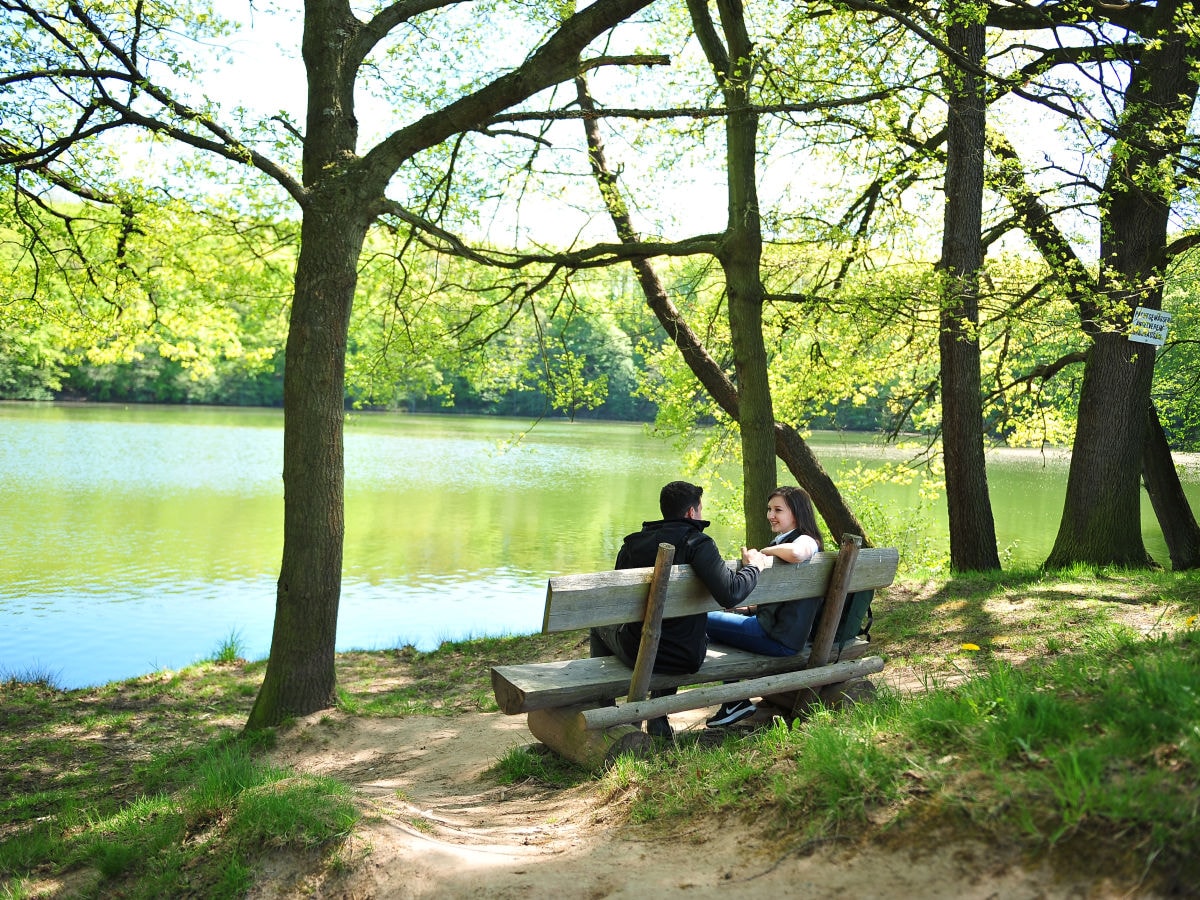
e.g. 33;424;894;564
706;699;756;727
645;715;674;739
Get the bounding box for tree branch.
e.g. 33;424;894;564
485;90;894;124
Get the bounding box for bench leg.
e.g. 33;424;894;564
761;678;878;723
527;705;653;769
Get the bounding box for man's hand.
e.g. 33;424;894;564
741;547;771;570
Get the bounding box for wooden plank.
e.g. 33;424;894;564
580;656;886;729
490;638;872;715
808;533;861;668
541;547;898;633
525;706;651;769
627;543;674;703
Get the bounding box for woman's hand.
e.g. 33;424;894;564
741;547;771;569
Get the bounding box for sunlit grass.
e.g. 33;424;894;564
0;733;358;897
603;618;1200;882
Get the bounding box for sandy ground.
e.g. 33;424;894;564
253;688;1153;899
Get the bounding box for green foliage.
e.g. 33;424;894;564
1;196;292;406
1152;258;1200;449
345;241;656;420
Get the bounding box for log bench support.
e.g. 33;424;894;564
526;708;651;770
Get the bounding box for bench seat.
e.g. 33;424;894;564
492;637;873;714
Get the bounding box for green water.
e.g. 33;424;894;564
0;402;1190;687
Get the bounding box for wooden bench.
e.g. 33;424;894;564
491;534;899;767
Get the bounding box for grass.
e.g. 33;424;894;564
584;565;1200;890
1;567;1197;896
0;629;586;897
211;629;246;664
0;730;357;898
494;743;589;788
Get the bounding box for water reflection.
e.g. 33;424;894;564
0;402;1191;688
0;404;695;686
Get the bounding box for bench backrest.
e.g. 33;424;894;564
542;547;899;634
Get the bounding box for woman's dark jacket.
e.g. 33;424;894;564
753;528;823;651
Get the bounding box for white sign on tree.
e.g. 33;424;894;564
1128;307;1173;347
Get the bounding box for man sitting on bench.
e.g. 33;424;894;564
589;480;769;738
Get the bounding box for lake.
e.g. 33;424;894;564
1;402;1192;688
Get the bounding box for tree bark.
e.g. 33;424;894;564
1047;0;1197;568
937;15;999;572
1142;402;1200;570
1048;337;1157;567
246;202;370;728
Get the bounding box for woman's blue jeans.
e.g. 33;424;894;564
706;610;797;657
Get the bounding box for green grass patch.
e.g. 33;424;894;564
604;617;1200;882
492;744;590;789
0;733;359;897
211;628;247;664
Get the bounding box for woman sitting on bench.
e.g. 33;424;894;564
705;485;824;727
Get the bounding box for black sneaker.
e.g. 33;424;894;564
645;715;674;739
706;699;756;727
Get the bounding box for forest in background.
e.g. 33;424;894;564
0;208;904;431
4;199;1198;445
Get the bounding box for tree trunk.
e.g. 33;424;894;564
247;0;368;728
1047;0;1196;568
1142;402;1200;570
247;203;370;729
937;16;999;572
690;0;777;547
1047;337;1157;566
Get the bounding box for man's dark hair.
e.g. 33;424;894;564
659;481;703;519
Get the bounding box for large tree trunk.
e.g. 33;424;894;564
247;0;368;728
1047;0;1196;568
690;0;777;547
1142;403;1200;570
1048;338;1157;566
247;206;370;728
937;16;999;572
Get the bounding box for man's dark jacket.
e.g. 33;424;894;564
607;517;760;673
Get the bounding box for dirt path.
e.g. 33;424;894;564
254;695;1144;899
